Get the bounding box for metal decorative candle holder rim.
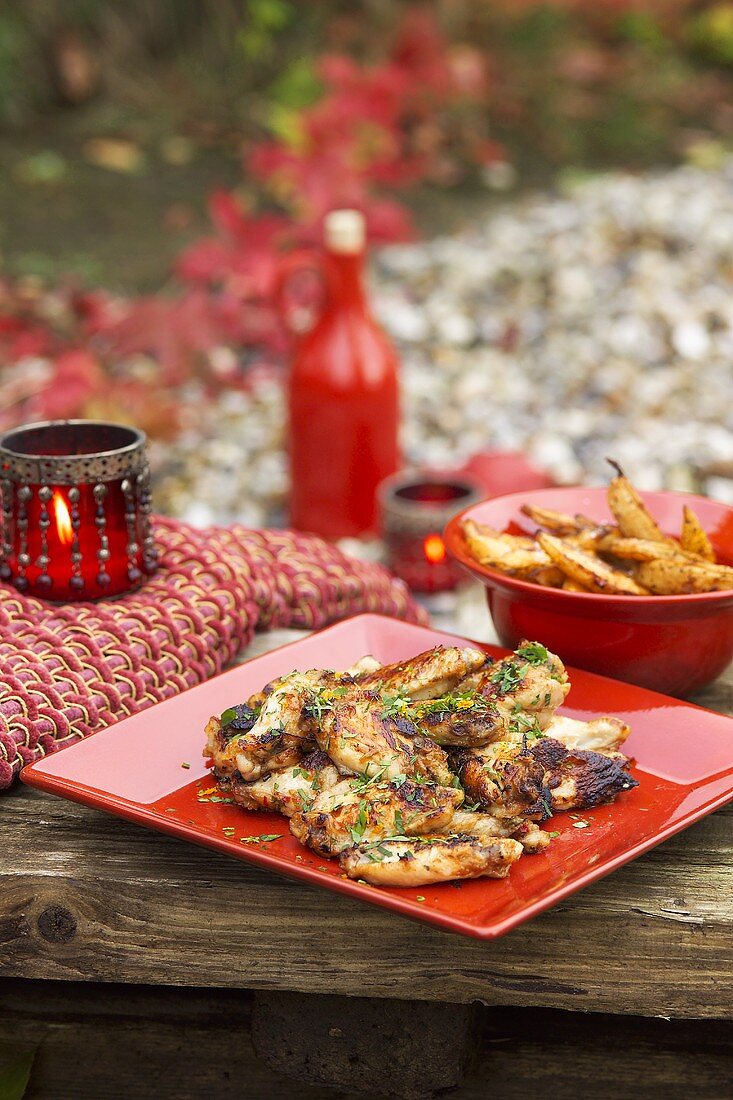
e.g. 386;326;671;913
0;419;148;485
0;419;156;598
378;470;484;537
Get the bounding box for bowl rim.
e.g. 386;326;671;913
444;485;733;610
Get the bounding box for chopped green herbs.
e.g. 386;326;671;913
303;684;349;721
296;789;314;811
490;660;524;694
412;689;494;720
516;641;549;666
349;800;369;843
508;709;544;740
382;686;494;725
380;688;412;720
351;765;390;793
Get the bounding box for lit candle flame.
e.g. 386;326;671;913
423;533;446;565
53;492;74;545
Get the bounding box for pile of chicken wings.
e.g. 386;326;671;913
204;642;637;886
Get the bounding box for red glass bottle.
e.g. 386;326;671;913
280;210;400;539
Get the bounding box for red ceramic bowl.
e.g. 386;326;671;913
444;486;733;697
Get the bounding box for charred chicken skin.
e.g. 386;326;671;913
204;640;636;885
451;739;551;820
530;737;638;811
290;776;463;857
340;834;523;887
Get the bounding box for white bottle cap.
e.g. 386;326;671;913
324;209;365;254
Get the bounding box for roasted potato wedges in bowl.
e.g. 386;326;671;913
444;486;733;696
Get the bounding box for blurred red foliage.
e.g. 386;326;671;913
0;8;491;436
2;0;724;438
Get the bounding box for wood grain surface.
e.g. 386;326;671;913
2;980;731;1100
1;782;730;1019
1;629;731;1022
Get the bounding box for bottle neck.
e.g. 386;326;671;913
323;250;367;312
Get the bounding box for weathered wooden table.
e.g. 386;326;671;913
2;628;732;1099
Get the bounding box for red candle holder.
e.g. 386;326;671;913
378;471;483;594
0;420;157;601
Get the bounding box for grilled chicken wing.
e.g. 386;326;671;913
439;811;551;854
209;670;325;781
340;834;523;886
205;714;303;780
357;646;486;700
246;656;382;712
461;642;570;735
316;699;410;779
289;777;463;857
453;740;550;820
530;737;637;811
411;698;505;747
542;714;631;755
226;749;340;817
316;698;454;786
206;641;637;886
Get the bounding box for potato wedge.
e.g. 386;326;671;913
463;520;542;554
463;521;564;585
607;462;672;543
680;505;715;562
635;559;733;595
595;534;693;563
575;514;598;529
463;520;538;551
565;527;608;552
520;504;595;536
538;533;649;595
562;577;591;592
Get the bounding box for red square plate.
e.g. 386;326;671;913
21;614;733;940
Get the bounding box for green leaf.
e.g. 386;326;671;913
0;1049;36;1100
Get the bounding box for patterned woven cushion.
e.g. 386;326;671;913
0;518;425;788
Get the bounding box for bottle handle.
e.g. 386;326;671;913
274;249;325;338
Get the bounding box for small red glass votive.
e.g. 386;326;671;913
0;419;157;601
378;471;483;594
